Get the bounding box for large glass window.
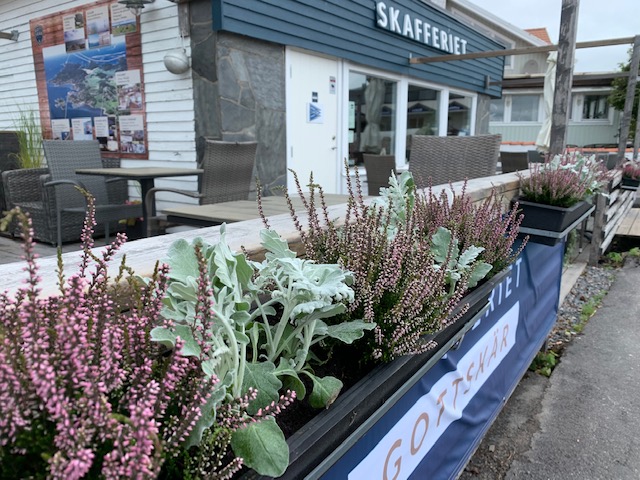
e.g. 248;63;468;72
582;94;609;120
448;93;472;136
348;72;397;165
406;84;440;161
511;94;540;122
345;68;477;167
407;85;439;134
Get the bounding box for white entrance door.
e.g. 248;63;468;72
286;49;340;194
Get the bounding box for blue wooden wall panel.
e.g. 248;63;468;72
211;0;504;97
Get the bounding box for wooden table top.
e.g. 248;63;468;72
76;167;202;179
163;194;355;224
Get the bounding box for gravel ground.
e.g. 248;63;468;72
546;265;616;353
458;262;618;480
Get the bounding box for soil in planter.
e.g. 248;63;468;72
275;339;378;438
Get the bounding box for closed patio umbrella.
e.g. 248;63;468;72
535;51;557;152
360;77;386;153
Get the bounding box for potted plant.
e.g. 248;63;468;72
9;106;45;169
516;153;607;236
144;167;525;479
0;172;550;480
621;160;640;189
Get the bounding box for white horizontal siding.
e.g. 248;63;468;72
0;0;198;208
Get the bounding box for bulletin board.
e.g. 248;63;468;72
30;0;148;159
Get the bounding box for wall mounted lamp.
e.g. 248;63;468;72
0;30;19;41
164;48;190;74
117;0;155;16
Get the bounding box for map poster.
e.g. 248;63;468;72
111;3;136;36
115;69;142;110
86;6;110;49
51;118;71;140
71;117;94;140
119;114;145;154
63;13;86;52
42;37;126;122
31;0;147;159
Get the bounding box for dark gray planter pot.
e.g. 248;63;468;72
621;177;640;190
514;198;594;246
517;198;592;232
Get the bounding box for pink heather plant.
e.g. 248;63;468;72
621;161;640;181
415;182;526;275
518;153;608;208
264;169;468;362
0;200;260;479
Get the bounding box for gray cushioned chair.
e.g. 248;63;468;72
500;151;529;173
145;139;257;234
3;157;134;245
527;150;546;164
0;131;21;213
362;154;396;196
408;134;501;188
38;140;141;246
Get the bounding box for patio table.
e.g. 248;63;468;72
75;167;203;237
162;194;354;227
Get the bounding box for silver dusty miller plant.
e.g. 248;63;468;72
146;227;373;476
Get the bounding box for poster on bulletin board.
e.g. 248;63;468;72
30;0;148;159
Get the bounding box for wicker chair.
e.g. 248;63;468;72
2;153;132;245
40;140;143;246
527;150;546;164
145;139;257;234
362;154;396;196
500;151;529;173
408;134;501;188
0;131;20;212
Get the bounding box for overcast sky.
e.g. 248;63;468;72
466;0;639;72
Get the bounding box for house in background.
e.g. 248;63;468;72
446;0;623;153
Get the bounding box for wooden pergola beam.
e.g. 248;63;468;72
409;36;635;64
617;35;640;161
549;0;579;156
0;30;19;41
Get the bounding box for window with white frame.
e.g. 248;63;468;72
345;65;477;165
511;94;540;122
582;94;609;120
489;94;541;123
490;97;505;122
569;93;611;122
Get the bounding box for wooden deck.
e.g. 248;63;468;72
616;207;640;237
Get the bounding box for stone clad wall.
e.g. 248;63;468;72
189;0;287;196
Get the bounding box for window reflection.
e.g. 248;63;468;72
448;93;472;136
582;94;609;120
348;72;397;165
511;94;540;122
406;84;440;161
